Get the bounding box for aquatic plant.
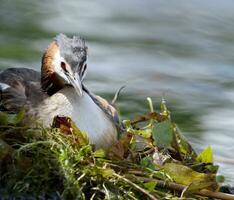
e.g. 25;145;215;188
0;98;233;199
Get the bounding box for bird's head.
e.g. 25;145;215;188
41;34;88;96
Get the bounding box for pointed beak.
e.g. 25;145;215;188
67;72;83;96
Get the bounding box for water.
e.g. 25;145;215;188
0;0;234;184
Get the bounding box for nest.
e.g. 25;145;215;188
0;98;232;199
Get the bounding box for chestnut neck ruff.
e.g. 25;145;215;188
41;42;64;96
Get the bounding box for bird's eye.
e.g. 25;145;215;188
61;62;67;72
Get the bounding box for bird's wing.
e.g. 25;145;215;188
94;95;120;124
83;85;122;134
0;68;45;112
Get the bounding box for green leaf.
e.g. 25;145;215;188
0;110;25;126
152;120;173;148
216;175;225;183
140;156;156;170
186;180;214;192
162;162;217;189
134;129;152;138
99;168;114;178
94;149;106;158
0;112;8;125
205;164;219;173
196;145;213;163
123;119;152;139
144;181;156;192
83;167;114;178
12;109;25;124
173;125;197;161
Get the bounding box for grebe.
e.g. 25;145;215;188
0;34;119;148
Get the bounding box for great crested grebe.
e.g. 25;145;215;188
0;34;119;148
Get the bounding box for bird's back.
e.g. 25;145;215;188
0;68;46;112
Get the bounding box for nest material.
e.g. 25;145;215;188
0;98;232;200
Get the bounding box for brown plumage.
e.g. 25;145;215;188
0;68;44;111
41;41;64;96
0;34;120;148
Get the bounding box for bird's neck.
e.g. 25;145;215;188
41;41;64;96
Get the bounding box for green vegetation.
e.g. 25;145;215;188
0;98;232;199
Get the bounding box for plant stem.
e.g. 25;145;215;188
113;173;158;200
130;112;166;125
134;176;234;200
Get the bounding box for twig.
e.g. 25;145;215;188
199;189;234;200
90;191;97;200
113;172;158;200
134;176;234;200
103;183;110;200
130;112;166;125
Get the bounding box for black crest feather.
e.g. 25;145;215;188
55;34;87;68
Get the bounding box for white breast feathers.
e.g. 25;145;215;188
35;87;118;148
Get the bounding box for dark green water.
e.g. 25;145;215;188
0;0;233;184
